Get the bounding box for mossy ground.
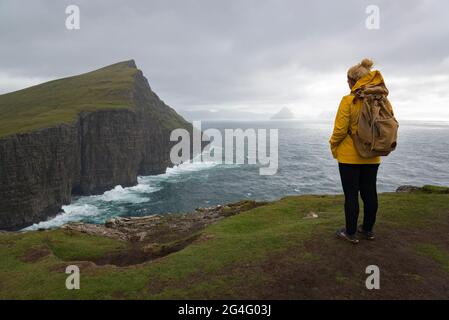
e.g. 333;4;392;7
1;190;448;299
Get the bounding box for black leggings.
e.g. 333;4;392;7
338;163;380;235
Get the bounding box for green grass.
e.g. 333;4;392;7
416;244;449;273
0;61;139;138
422;185;449;194
1;190;449;299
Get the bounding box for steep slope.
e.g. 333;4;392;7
0;60;193;230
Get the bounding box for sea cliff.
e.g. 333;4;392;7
0;60;194;230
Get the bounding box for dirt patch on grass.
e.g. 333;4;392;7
154;220;449;299
20;245;51;263
110;291;127;299
245;223;449;299
192;233;217;244
93;234;201;267
148;277;173;295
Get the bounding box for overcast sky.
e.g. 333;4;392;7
1;0;448;120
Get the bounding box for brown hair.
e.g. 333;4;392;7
347;58;374;82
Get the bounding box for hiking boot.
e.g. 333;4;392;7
357;225;375;240
336;228;359;244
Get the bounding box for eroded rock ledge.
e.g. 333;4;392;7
60;200;266;266
396;185;449;194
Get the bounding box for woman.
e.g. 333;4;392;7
329;58;382;244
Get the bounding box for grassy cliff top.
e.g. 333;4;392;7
0;60;140;138
1;186;448;299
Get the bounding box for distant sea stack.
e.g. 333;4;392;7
271;107;296;120
0;60;195;230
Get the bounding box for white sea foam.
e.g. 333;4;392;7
165;160;219;176
22;149;225;231
24;203;102;230
98;185;151;203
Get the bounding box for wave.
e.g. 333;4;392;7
24;203;103;231
99;185;152;203
165;160;219;176
22;150;226;230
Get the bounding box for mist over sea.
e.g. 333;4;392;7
26;120;449;230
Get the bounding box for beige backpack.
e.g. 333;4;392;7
351;84;399;158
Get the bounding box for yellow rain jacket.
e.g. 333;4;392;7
329;70;385;164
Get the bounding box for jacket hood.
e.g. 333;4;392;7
351;70;385;93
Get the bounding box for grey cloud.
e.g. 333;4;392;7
0;0;448;117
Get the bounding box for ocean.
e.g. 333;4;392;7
25;120;449;230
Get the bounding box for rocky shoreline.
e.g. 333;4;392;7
62;200;265;241
5;185;446;265
32;184;449;243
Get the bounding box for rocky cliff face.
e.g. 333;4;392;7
0;61;195;230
